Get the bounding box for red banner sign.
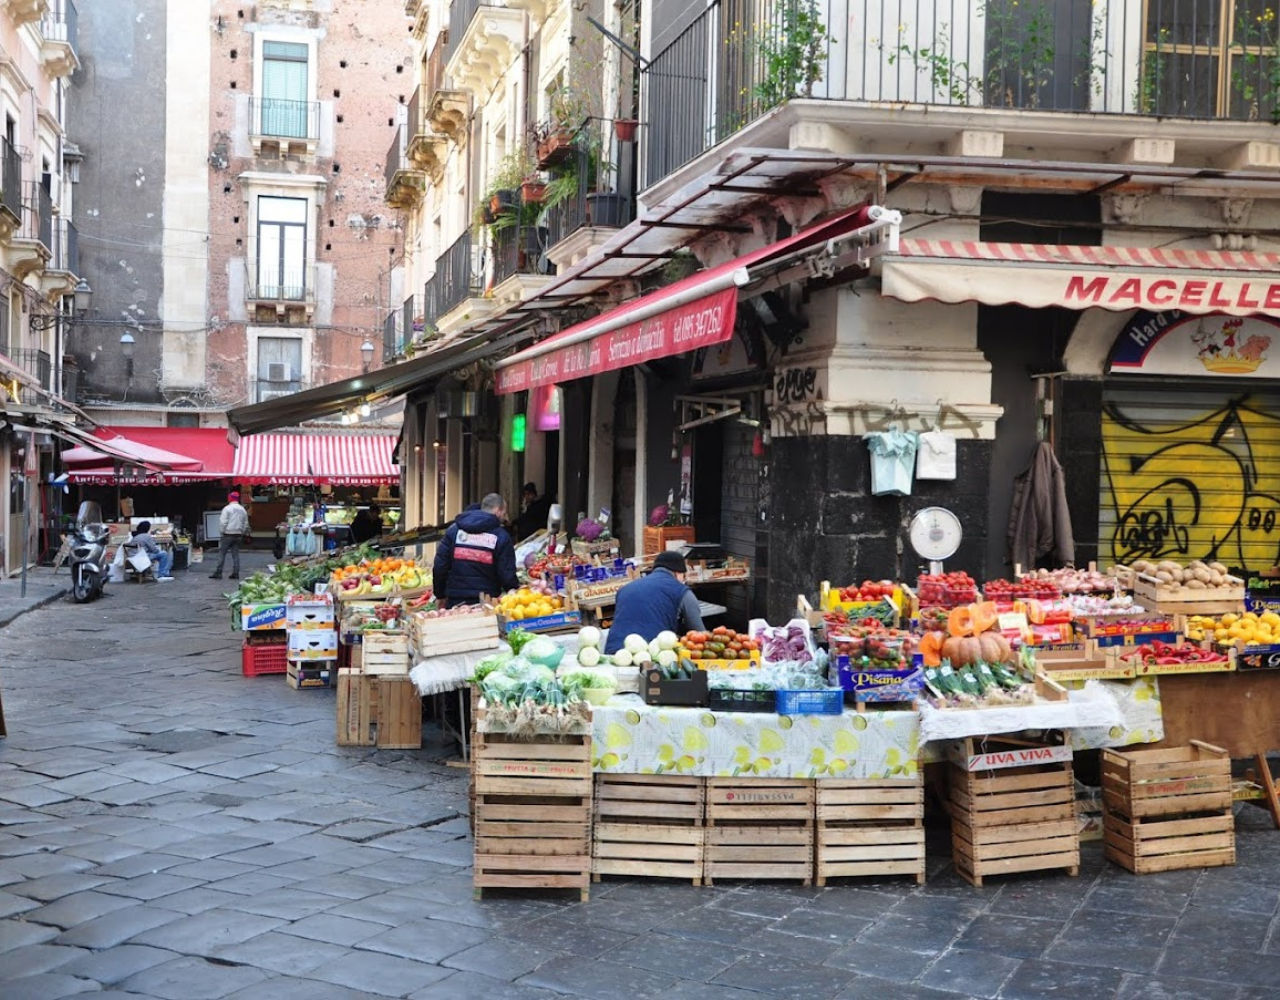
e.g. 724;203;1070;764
495;286;738;394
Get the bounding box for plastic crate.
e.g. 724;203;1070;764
776;689;844;716
708;689;776;713
242;640;288;677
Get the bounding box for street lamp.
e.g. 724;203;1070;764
361;339;375;372
30;277;93;332
119;331;135;379
73;277;92;314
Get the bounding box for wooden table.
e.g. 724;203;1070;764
1153;670;1280;828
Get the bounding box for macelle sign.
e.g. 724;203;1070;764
495;286;738;394
1109;310;1280;377
1064;273;1280;315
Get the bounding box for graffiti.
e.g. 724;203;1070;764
774;367;820;404
1101;396;1280;572
772;401;827;438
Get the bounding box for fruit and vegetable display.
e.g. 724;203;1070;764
916;571;978;608
983;578;1062;602
495;587;567;621
755;622;816;664
407;602;487;621
330;556;428;596
226;543;381;611
677;627;760;663
475;655;593;736
1114;640;1231;670
922;659;1035;707
1064;593;1144;617
832;580;897;603
1185;610;1280;647
1128;559;1242;593
1020;566;1120;595
524;553;576;582
343;605;402;632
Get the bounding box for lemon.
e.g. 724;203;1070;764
759;728;785;753
779;716;793;730
676;754;696;772
834;730;859;755
851;715;868;731
605;723;633;749
657;743;675;763
699;712;716;728
828;758;849;774
809;747;827;766
598;751;620;768
682;726;709;752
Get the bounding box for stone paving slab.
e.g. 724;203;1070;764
3;566;1280;999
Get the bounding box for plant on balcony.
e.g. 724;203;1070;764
532;86;589;167
403;322;439;358
885;23;977;106
1231;6;1280;123
476;148;537;227
1136;27;1171;115
749;0;831;110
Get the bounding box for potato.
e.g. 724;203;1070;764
1209;570;1224;585
1157;560;1182;574
1132;560;1154;573
1192;567;1212;583
1188;560;1207;570
1185;579;1207;590
1210;562;1228;574
1155;571;1174;583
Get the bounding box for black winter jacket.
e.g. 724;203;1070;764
433;509;519;603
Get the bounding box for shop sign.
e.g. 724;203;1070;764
1238;567;1280;615
1109;311;1280;377
948;741;1073;772
495;286;737;393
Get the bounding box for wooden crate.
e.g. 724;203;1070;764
705;825;814;885
409;611;501;659
335;669;422;748
359;632;410;676
593;774;705;884
706;778;814;825
815;778;925;886
472;734;594;900
1132;573;1245;615
642;524;696;556
1101;740;1235;874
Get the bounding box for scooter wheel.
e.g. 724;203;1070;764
72;575;95;603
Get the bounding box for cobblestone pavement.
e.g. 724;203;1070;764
0;558;1278;999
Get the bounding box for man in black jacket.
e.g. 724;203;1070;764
433;493;519;606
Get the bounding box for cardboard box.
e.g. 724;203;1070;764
288;630;339;659
241;603;287;631
286;595;336;629
287;661;333;689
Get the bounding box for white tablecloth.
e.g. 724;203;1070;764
917;682;1125;742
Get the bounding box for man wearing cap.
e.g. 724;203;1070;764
209;490;250;580
603;551;705;655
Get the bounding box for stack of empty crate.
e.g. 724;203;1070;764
593;774;705;885
336;609;420;749
704;778;814;885
473;722;594;901
949;734;1080;887
285;595;336;689
240;602;288;677
816;776;926;886
1102;741;1235;874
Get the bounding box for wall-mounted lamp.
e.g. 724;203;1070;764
119;331;135;380
30;277;93;332
360;340;375;372
360;401;371;417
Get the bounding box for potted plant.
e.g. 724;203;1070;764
534;86;587;167
521;177;547;203
613;118;639;142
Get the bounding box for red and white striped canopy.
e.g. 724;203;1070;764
232;433;399;485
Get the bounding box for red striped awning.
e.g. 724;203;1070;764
232;433;399;485
883;240;1280;317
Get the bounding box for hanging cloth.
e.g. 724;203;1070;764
864;429;919;496
1008;441;1075;571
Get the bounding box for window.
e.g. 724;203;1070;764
166;411;200;428
0;293;8;358
256;196;307;301
256;337;303;402
1142;0;1280;121
261;40;309;138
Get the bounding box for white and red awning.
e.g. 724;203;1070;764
495;207;890;394
62;427;236;484
882;240;1280;318
231;433;399;485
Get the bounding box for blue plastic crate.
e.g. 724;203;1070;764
775;688;843;716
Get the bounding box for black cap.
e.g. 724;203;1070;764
654;551;686;574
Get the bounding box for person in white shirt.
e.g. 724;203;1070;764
209;490;250;580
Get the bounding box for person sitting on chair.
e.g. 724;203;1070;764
130;521;174;581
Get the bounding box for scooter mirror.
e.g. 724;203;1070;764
76;501;103;527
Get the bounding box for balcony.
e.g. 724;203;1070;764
248;97;321;158
422;32;469;145
490;220;554;304
444;0;524;95
383;309;400;364
38;0;77;78
641;0;1280;188
0;138;21;240
425;229;491;334
12;348;50;407
10;183;53;279
406;0;429;39
254;377;308;403
244;260;317;321
542;121;634;268
405;87;448;179
40;217;80;299
2;0;48;27
384;126;425;208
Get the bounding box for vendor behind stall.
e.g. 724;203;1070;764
604;551;705;654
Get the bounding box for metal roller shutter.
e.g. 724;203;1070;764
1099;384;1280;575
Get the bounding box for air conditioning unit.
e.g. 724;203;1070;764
258;388;293;401
266;362;291;383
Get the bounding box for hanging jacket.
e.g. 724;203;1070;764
604;568;701;655
432;508;518;603
1008;441;1075;572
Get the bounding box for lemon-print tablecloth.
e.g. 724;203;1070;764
591;695;920;779
1069;676;1164;750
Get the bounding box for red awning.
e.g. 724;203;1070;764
232;432;400;485
882;239;1280;317
494;207;879;394
61;426;236;483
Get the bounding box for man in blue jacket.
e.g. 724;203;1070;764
433;493;519;606
604;551;705;654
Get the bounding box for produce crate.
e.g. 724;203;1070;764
707;688;776;713
241;638;288;677
335;669;422;748
473;733;594;900
1032;645;1133;681
1132;573;1245;615
1101;740;1235;873
816;778;926;886
287;630;339;660
948;734;1079;887
285;596;335;629
286;660;335;689
643;525;695;556
593;774;706;885
241;603;286;631
409;611;501;659
571;538;620;560
705;778;815;884
360;631;410;677
498;609;581;635
775;689;843;716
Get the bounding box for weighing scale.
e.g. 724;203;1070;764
908;506;963;575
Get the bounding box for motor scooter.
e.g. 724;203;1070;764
67;501;109;603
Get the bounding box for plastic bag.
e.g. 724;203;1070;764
916;430;957;481
864;430;918;496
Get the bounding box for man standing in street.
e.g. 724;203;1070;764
432;493;518;606
210;490;250;580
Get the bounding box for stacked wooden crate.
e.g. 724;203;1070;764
335;669;422;749
704;778;814;885
949;735;1080;887
593;774;706;885
472;733;594;901
815;777;926;886
1102;740;1235;874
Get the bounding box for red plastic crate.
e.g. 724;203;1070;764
242;640;288;677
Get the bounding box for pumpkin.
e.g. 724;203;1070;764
977;633;1006;665
1023;598;1044;625
947;606;975;637
971;601;999;634
942;635;981;666
919;631;944;668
